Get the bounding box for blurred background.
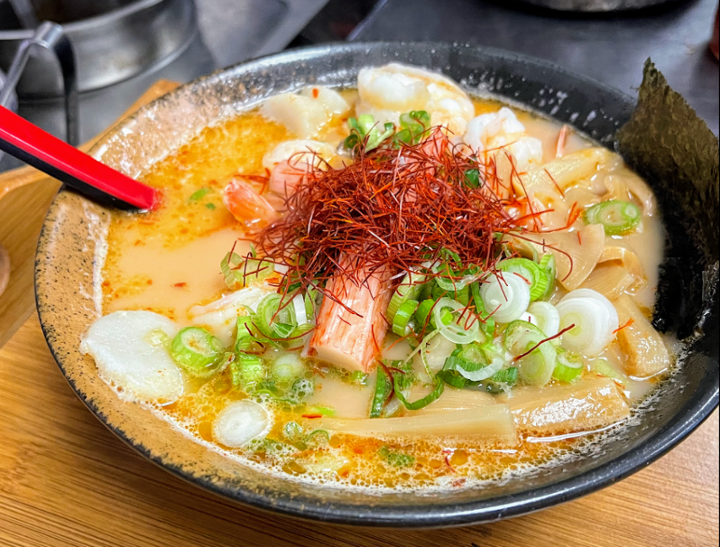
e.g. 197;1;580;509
1;0;718;174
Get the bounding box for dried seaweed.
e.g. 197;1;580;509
618;60;719;338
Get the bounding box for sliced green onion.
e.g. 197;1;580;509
290;322;316;339
463;168;481;189
378;446;415;468
370;367;393;418
235;316;263;353
349;371;369;386
271;353;305;384
395;110;431;145
169;327;224;378
387;271;426;322
457;343;487;365
283;422;330;450
491;367;519;384
305;405;335;417
471;282;496;338
230;353;265;390
437;348;502;388
305;429;331;449
392;299;419;336
220;252;273;290
188;187;211;202
146;328;170;349
538;253;557;300
483;367;519;394
433;283;470;306
433;297;480;345
591;358;629;386
584;200;642;236
414;299;436;330
504;320;556;387
288;378;315;402
553;349;584;383
498;258;547;302
393;376;445;411
345;114;395;152
254;293;295;339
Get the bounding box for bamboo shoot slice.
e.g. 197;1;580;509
309;262;393;373
501;377;630;436
408;386;496;415
517;148;612;195
317;405;518;445
603;172;657;216
582;246;646;300
525;224;605;290
614;295;671;378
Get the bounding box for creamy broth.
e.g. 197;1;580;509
89;71;671;491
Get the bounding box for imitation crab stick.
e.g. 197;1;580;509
308;260;393;373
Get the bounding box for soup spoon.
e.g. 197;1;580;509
0;106;157;210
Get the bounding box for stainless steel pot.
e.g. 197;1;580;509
0;0;197;97
518;0;682;10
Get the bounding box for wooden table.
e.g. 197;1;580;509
0;84;717;547
0;316;717;547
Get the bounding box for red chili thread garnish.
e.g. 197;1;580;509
555;125;569;159
236;128;574;315
443;449;456;473
302;414;323;419
614;318;635;334
173;282;187;288
545;168;565;197
577;231;583;245
514;323;576;361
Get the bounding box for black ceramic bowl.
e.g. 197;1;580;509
35;42;719;528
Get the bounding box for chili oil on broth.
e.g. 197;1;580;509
97;94;668;491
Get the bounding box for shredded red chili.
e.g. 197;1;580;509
249;129;533;302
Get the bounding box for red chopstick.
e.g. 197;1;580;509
0;106;157;210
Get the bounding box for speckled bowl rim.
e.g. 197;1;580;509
35;42;719;528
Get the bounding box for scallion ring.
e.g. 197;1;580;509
170;327;224;378
392;299;420;337
498;258;547;302
584;200;642;236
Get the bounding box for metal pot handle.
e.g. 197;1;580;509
0;22;79;147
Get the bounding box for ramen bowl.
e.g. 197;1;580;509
35;43;719;527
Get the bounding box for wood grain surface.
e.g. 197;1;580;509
0;80;179;350
0;316;717;547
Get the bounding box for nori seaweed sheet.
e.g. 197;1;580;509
618;60;719;339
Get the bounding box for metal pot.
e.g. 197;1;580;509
517;0;682;10
0;0;197;97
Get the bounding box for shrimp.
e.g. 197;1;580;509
261;86;351;138
356;63;475;136
463;107;543;173
308;259;393;373
262;140;336;197
223;176;278;227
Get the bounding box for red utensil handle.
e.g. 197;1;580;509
0;106;157;210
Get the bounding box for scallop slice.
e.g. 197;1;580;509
261;86;350;138
80;311;183;402
356;63;474;135
213;400;272;448
188;286;273;346
262;139;336;172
